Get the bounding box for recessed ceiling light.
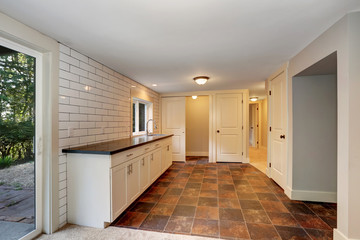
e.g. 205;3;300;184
131;85;136;88
152;84;157;87
193;76;209;85
192;95;198;100
250;97;258;102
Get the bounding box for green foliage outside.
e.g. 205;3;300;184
0;50;35;168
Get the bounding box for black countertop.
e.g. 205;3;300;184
62;134;173;155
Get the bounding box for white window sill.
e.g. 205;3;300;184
132;131;147;137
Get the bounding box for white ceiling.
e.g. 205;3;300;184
1;0;359;97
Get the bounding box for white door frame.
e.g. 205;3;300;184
161;89;249;163
0;11;60;234
0;37;43;240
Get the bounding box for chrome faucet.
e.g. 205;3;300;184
146;119;157;136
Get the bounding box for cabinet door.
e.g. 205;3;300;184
110;163;127;221
150;149;162;183
166;144;173;169
161;146;167;173
140;155;150;192
127;158;140;203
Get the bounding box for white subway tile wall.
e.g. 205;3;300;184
58;44;160;227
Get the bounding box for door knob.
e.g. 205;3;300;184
280;135;285;139
217;130;220;133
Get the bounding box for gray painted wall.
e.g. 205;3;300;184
293;74;337;193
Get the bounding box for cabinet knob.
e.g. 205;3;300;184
280;135;285;139
217;130;220;133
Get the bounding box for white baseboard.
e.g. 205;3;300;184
186;151;208;157
244;157;250;163
266;167;271;177
287;188;337;203
334;229;357;240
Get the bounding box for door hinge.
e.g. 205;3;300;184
269;90;272;95
242;100;243;103
257;141;259;144
242;126;244;130
257;124;259;127
242;152;244;156
270;126;272;132
269;163;271;168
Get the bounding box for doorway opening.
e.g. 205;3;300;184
0;45;36;239
249;98;267;174
292;51;337;203
185;96;209;164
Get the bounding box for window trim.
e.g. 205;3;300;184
132;97;153;136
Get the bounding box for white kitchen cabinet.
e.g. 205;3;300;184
150;149;162;183
166;143;173;169
126;157;140;203
161;140;173;173
140;155;150;192
110;162;127;221
66;135;172;228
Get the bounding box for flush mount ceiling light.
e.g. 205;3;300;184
152;84;157;87
192;95;198;100
250;97;258;102
193;76;209;85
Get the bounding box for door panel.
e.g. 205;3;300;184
150;149;162;182
111;164;127;220
162;97;186;162
140;156;150;192
270;71;287;189
126;159;140;203
171;135;181;154
216;94;243;162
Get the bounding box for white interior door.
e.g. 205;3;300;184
254;104;259;148
249;105;254;146
216;93;243;162
269;71;287;189
162;97;186;162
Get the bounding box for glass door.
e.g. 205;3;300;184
0;39;42;239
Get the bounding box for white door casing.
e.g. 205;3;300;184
216;93;244;162
161;97;186;162
269;70;287;189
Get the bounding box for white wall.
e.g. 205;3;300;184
292;74;337;196
287;12;360;240
58;44;160;227
185;96;209;156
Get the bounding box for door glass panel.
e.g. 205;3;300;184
0;45;36;239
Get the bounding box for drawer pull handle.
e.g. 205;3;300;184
155;144;160;147
126;153;133;157
145;148;150;151
167;145;169;151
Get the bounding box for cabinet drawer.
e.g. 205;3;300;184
111;148;142;167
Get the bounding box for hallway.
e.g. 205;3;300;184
249;147;267;174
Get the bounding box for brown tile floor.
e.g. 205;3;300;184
112;157;336;239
